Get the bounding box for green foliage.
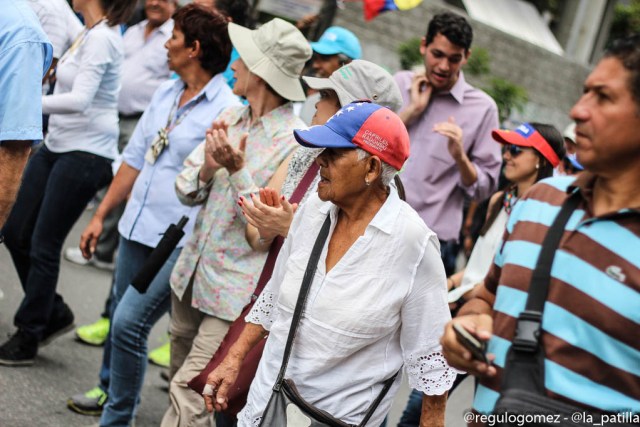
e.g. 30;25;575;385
397;38;423;70
484;78;529;123
466;47;491;76
608;0;640;45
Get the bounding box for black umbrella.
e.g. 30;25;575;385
131;216;188;294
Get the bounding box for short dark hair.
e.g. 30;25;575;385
101;0;137;26
604;34;640;111
215;0;254;28
172;4;231;76
425;12;473;52
530;122;565;181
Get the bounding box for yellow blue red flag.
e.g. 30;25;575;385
363;0;423;21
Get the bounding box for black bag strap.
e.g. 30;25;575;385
272;214;398;426
357;371;398;427
511;191;581;355
274;215;331;391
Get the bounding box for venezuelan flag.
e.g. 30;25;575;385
363;0;423;21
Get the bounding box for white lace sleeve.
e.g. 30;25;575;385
237;402;262;427
245;291;278;330
406;350;460;395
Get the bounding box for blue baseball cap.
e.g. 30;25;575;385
293;101;409;170
310;26;362;60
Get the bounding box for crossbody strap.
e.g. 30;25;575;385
511;191;581;354
357;371;399;426
252;163;321;298
273;215;331;391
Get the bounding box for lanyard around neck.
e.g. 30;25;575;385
59;18;107;64
163;88;206;135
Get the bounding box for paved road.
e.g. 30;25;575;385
0;210;474;426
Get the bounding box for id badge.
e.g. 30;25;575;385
144;129;169;165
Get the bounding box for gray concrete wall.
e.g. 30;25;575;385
332;0;591;130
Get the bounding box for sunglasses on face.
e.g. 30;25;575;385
503;144;530;157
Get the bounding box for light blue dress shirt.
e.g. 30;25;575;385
118;74;240;248
0;0;53;144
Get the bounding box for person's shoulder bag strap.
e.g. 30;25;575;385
272;213;398;425
504;190;582;393
273;214;331;391
252;162;321;298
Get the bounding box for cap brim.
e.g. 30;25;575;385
566;155;584;170
229;23;306;101
310;41;341;56
303;76;336;91
491;129;531;148
302;76;357;108
294;125;357;149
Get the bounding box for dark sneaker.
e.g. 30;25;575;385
67;386;108;416
41;304;75;347
0;329;38;366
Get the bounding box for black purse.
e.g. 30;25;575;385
259;215;398;427
493;192;635;427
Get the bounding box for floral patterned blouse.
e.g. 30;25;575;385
171;103;303;320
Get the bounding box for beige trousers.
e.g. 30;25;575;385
160;282;231;427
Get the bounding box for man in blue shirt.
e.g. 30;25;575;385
0;0;53;228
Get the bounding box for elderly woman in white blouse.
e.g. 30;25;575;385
204;101;457;427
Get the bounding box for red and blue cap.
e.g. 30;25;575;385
492;123;561;167
293;101;410;170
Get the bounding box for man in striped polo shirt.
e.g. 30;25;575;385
441;34;640;419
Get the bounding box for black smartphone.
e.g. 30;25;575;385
452;323;488;364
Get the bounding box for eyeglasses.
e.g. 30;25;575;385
503;144;530;157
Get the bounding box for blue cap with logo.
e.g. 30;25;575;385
311;26;362;60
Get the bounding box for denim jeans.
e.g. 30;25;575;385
3;145;112;339
98;237;178;427
438;239;460;277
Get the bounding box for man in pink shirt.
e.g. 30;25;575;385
394;12;501;426
395;12;501;278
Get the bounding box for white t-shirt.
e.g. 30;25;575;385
239;190;457;426
42;21;123;159
26;0;83;58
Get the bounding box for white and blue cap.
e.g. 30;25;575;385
311;26;362;60
293;101;409;170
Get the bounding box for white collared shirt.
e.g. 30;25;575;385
118;19;173;115
239;189;458;426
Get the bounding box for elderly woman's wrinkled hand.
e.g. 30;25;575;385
240;187;298;240
203;355;243;413
206;120;247;175
440;314;496;378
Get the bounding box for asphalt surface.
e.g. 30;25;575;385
0;209;473;426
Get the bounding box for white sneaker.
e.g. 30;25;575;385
64;247;115;271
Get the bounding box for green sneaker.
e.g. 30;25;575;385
67;386;108;416
148;341;170;368
75;317;110;346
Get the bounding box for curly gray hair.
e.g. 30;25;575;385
355;148;398;186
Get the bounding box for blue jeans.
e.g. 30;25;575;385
439;239;459;277
98;237;178;427
3;145;112;339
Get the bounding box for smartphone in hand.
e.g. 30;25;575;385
453;323;489;364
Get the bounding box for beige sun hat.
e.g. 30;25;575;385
228;19;312;102
303;60;404;112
